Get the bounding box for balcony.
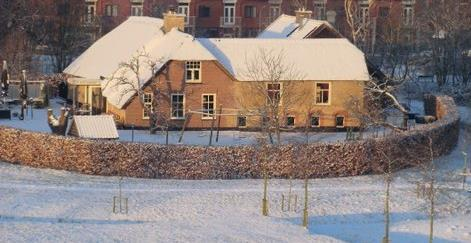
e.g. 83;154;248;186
185;16;196;27
219;16;242;28
82;15;100;28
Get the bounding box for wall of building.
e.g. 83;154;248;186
0;95;459;179
105;58;365;129
86;0;440;40
109;60;238;128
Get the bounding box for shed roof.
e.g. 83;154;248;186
68;115;119;139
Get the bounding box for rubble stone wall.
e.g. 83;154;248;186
0;95;460;179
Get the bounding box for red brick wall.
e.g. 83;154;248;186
116;60;238;128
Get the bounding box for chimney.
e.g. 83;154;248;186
162;10;185;33
295;8;312;25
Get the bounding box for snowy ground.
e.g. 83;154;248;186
0;132;470;242
0;100;470;242
0;99;423;146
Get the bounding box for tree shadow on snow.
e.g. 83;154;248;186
280;212;460;243
0;215;149;225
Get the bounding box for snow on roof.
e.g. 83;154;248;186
198;38;370;82
68;115;119;139
257;14;340;39
101;28;215;109
63;17;165;79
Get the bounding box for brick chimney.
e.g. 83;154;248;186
295;8;312;25
162;10;185;33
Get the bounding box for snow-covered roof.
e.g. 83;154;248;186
68;115;119;139
102;29;215;109
258;14;340;39
64;17;165;79
198;38;370;82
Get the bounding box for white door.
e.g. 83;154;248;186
224;5;235;24
178;5;189;24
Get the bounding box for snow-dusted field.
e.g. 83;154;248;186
0;100;470;242
0;128;470;242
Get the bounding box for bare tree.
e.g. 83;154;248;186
344;0;376;52
416;1;471;88
236;48;307;144
104;48;171;134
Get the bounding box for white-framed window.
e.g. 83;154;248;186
86;4;96;22
142;93;153;119
202;94;216;119
286;115;295;127
360;4;369;25
402;4;414;26
335;115;345;128
105;4;118;17
171;94;185;119
237;116;247;127
178;3;190;23
185;61;201;82
315;82;330;105
267;83;281;104
269;5;281;21
131;5;143;16
311;115;320;127
314;0;326;20
224;4;235;24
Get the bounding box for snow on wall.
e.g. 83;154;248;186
0;96;459;179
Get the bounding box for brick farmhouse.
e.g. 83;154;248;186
64;11;370;130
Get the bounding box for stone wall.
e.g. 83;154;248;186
0;95;460;179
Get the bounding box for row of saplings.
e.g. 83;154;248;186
257;136;470;243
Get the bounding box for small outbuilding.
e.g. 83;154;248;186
67;115;119;140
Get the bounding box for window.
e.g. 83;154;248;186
335;115;344;128
178;3;189;23
105;5;118;17
360;4;369;25
185;61;201;82
267;83;281;104
262;116;270;127
131;5;143;16
143;93;153;119
315;83;330;105
269;5;281;21
286;116;295;127
379;7;389;17
224;4;235;24
202;94;215;119
85;4;95;23
244;5;256;18
237;116;247;127
171;94;185;119
311;116;320;127
314;1;326;20
198;6;210;17
402;4;414;26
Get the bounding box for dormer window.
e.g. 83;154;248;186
185;61;201;82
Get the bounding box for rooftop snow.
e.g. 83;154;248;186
63;17;165;79
101;29;215;109
257;14;339;39
198;38;370;82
